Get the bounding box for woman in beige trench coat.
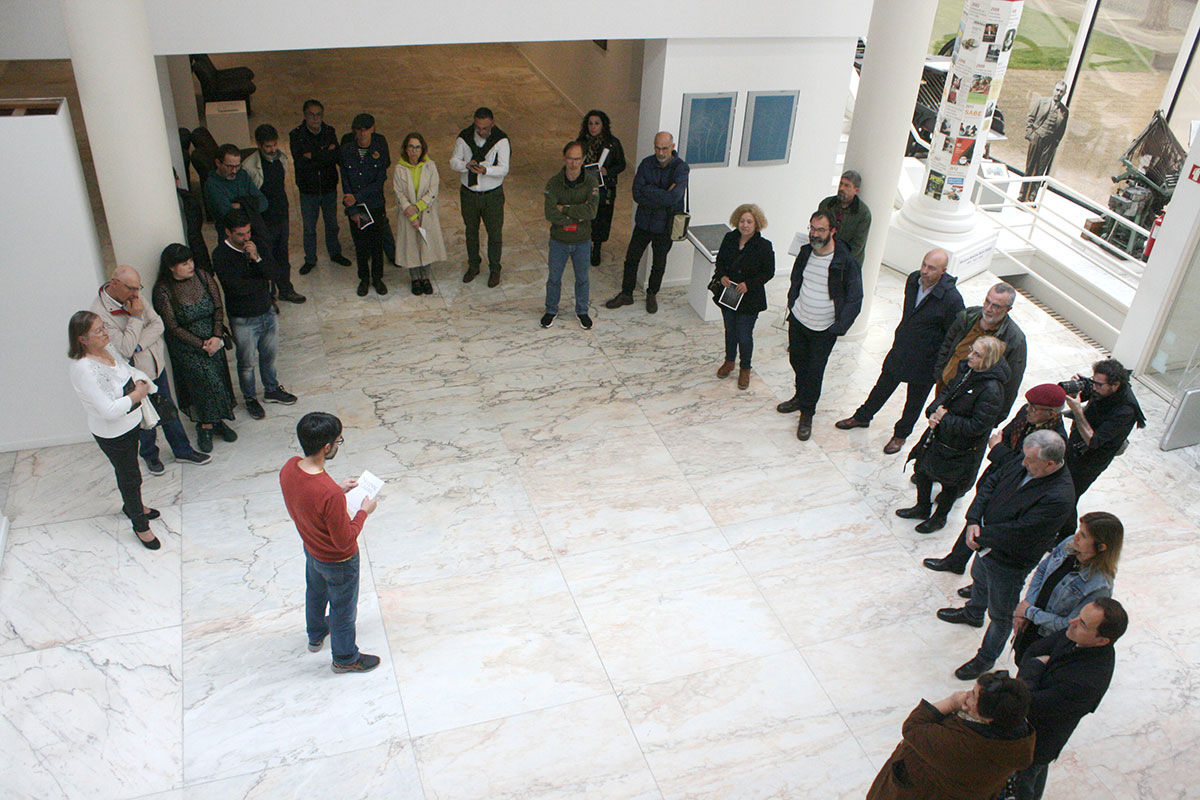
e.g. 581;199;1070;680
393;132;448;295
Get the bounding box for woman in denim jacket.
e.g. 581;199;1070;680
1012;511;1123;662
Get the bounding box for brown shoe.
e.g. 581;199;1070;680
462;266;479;283
796;411;813;441
737;368;751;390
834;417;869;430
605;292;633;309
487;270;501;287
883;436;907;455
717;360;735;379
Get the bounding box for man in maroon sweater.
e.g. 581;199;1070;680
280;412;380;673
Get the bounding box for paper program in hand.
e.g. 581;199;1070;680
346;469;384;517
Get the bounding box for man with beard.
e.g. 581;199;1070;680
817;169;871;266
280;412;381;673
935;283;1027;419
450;107;511;287
776;209;863;441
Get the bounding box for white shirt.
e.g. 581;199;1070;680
449;133;510;192
793;249;836;331
69;344;143;438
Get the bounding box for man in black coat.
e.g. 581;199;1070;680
289;99;352;274
835;248;964;454
1012;598;1126;800
937;429;1075;680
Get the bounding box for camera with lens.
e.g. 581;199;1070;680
1058;376;1094;400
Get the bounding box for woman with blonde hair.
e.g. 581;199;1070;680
711;203;774;389
899;335;1009;532
393;132;447;295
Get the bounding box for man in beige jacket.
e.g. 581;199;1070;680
91;265;212;473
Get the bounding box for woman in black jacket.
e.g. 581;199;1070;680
576;110;626;267
712;204;775;389
899;335;1009;532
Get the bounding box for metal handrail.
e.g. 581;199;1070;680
974;173;1147;289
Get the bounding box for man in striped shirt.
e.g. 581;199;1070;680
776;209;863;441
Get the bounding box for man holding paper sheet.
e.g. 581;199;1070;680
280;412;382;674
339;113;391;297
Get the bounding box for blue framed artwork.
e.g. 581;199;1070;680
679;92;737;168
739;91;799;166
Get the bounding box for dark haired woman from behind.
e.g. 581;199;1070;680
67;310;161;549
576;109;626;267
867;670;1034;800
152;243;237;454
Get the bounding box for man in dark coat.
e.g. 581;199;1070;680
935;283;1027;419
1012;598;1126;800
937;429;1075;681
835;248;964;454
289;99;351;274
604;131;689;314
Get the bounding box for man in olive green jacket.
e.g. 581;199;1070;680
542;141;601;329
818;169;872;266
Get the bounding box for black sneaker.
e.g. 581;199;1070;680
178;451;212;465
245;398;266;420
145;458;165;476
356;282;369;297
540;313;556;328
578;314;593;330
331;255;352;266
331;653;381;673
196;427;214;452
264;387;297;405
279;290;307;304
299;262;316;275
215;421;238;442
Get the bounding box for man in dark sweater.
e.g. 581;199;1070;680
817;169;872;266
212;209;298;421
937;429;1075;680
339;113;390;297
835;248;963;454
289;99;351;274
541;141;600;330
243;124;305;304
1013;598;1126;799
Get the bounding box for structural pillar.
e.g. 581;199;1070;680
842;0;941;338
60;0;183;275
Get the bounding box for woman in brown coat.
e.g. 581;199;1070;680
867;670;1035;800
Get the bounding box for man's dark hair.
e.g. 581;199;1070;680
215;143;242;164
223;207;252;233
1094;597;1129;643
810;209;837;231
841;169;862;188
296;412;343;456
351;113;375;132
254;124;278;145
976;670;1031;729
563;140;583;156
1092;358;1129;389
302;99;324;114
473;107;494;120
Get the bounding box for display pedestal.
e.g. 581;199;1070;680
685;223;729;321
885;202;999;280
205;100;251;149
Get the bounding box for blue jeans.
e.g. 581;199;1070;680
545;238;591;315
139;370;196;461
1012;762;1049;800
229;312;279;401
965;553;1028;666
721;307;758;368
299;191;343;263
305;549;360;664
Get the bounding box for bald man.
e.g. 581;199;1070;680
605;131;689;314
92;265;211;473
835;249;964;454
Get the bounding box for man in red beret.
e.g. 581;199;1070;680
924;383;1068;576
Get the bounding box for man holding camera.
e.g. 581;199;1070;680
1059;358;1145;537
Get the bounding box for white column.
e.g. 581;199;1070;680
166;54;200;131
842;0;941;338
156;56;187;183
60;0;183;274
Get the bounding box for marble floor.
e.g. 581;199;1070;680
4;44;1200;800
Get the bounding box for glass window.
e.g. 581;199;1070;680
1167;37;1200;149
1144;237;1200;397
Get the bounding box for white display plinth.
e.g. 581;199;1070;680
884;205;1000;281
688;247;722;322
205;100;251;149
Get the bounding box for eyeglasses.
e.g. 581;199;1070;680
334;436;344;446
807;226;831;234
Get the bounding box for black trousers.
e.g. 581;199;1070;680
261;217;295;295
787;317;839;415
853;360;935;439
621;226;673;295
461;185;505;272
349;206;385;283
94;425;149;533
592;200;615;244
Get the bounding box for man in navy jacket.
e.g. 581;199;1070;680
835;248;964;454
339;113;390;297
604;131;688;314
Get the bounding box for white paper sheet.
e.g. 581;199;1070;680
345;470;384;518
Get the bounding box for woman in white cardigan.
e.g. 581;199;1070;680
393;132;448;295
67;310;161;549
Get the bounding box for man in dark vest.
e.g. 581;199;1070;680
450;107;510;287
242;123;305;303
835;248;963;454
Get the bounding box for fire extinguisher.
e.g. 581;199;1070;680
1144;210;1165;259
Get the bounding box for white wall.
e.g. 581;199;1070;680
0;0;871;59
637;37;860;287
516;40;645;145
0;101;107;451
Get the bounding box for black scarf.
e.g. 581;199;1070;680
458;124;509;187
